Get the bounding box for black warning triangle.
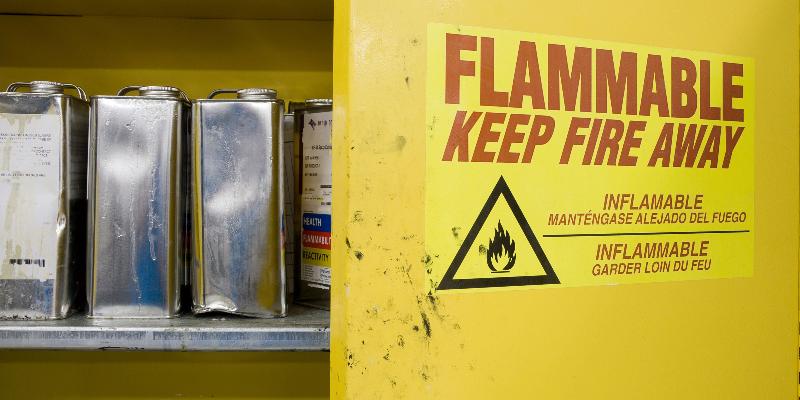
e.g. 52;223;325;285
437;176;560;290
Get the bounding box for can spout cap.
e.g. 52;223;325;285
5;81;87;100
118;86;188;101
305;98;333;106
29;81;65;94
237;88;277;100
207;88;278;100
139;86;183;99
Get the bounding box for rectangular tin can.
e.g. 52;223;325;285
282;109;298;295
87;86;190;318
0;81;89;319
296;99;333;310
192;88;286;318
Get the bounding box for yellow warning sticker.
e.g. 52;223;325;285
426;24;755;292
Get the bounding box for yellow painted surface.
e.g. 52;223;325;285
0;12;332;400
331;0;798;399
0;351;329;399
0;15;332;102
0;0;332;21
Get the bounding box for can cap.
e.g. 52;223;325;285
207;88;278;100
237;88;277;100
118;85;188;101
305;98;333;106
139;86;184;98
5;81;87;101
29;81;66;94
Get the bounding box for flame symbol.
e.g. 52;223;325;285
486;221;516;273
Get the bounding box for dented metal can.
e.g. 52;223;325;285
0;81;89;319
87;86;190;318
296;99;333;310
192;88;286;318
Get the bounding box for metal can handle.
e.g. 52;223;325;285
6;81;88;101
63;83;88;101
207;89;240;99
117;85;190;102
116;86;144;96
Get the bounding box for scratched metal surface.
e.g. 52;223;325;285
0;88;89;320
192;96;286;318
0;305;328;351
87;93;188;318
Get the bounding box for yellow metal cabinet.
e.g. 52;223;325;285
331;0;798;399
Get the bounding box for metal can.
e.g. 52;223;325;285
284;101;316;298
87;86;190;318
192;88;286;318
296;99;333;310
282;107;299;296
0;81;89;320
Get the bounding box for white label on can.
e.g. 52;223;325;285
302;110;332;210
0;113;60;281
301;110;332;290
301;264;331;288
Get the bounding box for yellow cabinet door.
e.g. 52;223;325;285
331;1;798;398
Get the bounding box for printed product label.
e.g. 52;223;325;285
301;110;333;291
0;113;61;281
302;110;332;210
426;24;755;292
301;264;331;288
301;212;331;289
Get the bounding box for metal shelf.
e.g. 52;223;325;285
0;305;329;351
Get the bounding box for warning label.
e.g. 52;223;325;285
425;24;754;292
438;176;559;289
